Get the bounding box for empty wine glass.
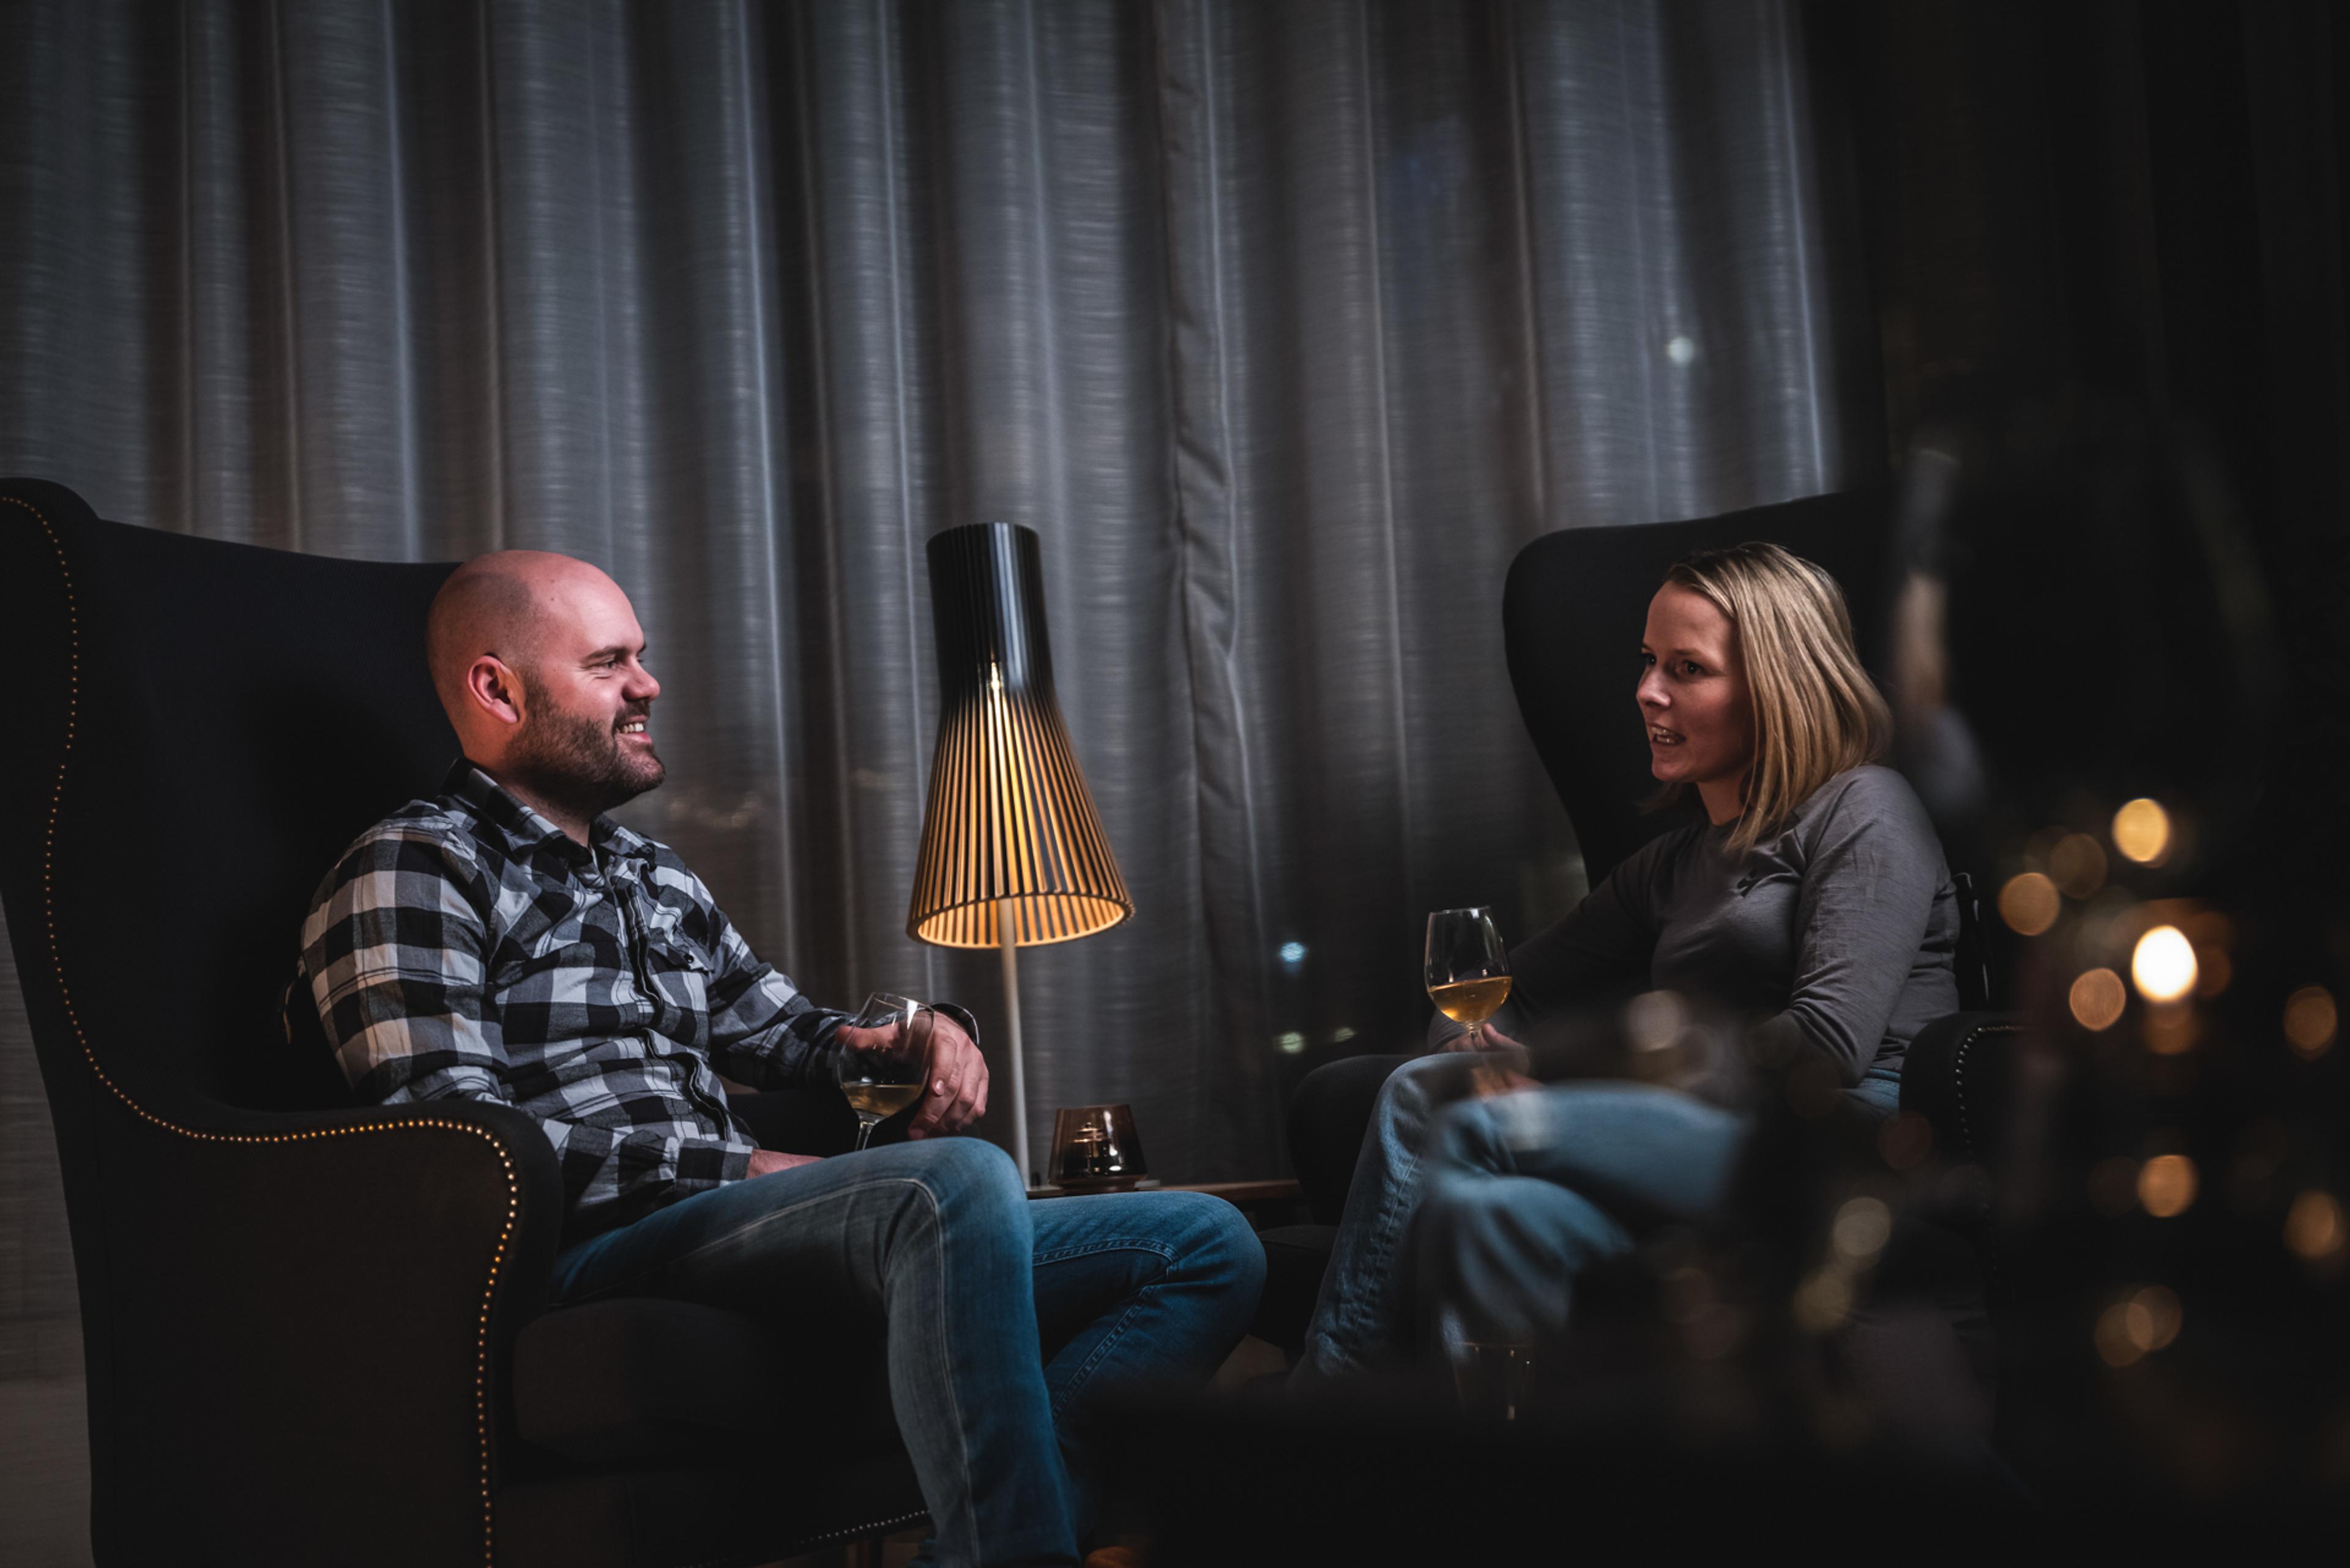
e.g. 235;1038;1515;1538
837;992;937;1151
1425;908;1511;1049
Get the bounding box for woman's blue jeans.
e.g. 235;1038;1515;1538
547;1138;1264;1567
1298;1054;1900;1375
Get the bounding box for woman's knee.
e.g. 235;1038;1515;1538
1384;1049;1463;1110
1428;1094;1513;1174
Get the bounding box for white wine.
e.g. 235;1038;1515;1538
1430;975;1512;1027
843;1082;924;1120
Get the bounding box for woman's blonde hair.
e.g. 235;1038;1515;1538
1660;542;1890;854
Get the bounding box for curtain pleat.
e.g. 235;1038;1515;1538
0;2;1867;1348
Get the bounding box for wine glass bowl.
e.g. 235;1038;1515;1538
837;992;937;1151
1426;908;1511;1047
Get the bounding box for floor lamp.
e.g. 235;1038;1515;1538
906;522;1132;1185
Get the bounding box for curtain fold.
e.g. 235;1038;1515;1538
0;1;1866;1356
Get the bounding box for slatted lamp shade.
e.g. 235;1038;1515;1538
908;521;1130;1181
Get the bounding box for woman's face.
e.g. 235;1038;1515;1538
1638;584;1755;804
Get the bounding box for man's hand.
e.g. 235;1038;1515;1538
908;1009;988;1139
747;1149;823;1178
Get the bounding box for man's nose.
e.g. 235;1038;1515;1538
627;664;660;701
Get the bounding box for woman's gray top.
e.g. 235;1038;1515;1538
1456;764;1958;1102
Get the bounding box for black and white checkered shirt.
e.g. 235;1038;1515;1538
293;760;846;1238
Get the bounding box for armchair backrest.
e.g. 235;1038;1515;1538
0;479;459;1122
1500;487;1896;887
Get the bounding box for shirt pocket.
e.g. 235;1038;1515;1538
643;922;717;1018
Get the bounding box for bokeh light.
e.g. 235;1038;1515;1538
2095;1286;2183;1367
2132;1286;2183;1350
2070;968;2128;1031
2138;1154;2198;1218
1623;990;1689;1055
1998;872;2061;936
2143;1004;2198;1056
2111;797;2171;864
2285;1190;2345;1262
1832;1196;1892;1261
2284;986;2337;1059
2131;925;2199;1003
2050;832;2108;899
2088;1156;2141;1215
1793;1267;1852;1335
2095;1302;2143;1367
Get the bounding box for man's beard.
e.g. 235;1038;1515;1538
506;682;666;827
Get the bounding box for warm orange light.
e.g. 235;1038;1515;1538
2285;1190;2344;1262
2050;833;2108;899
2131;926;2198;1003
2128;1285;2182;1351
2284;986;2337;1059
2069;968;2128;1031
2143;1005;2198;1056
2193;946;2232;998
2111;798;2171;865
2138;1154;2198;1218
2094;1302;2143;1367
2087;1157;2141;1215
1998;872;2061;936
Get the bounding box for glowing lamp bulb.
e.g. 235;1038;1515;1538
2132;925;2199;1004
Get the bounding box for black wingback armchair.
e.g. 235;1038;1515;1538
1252;487;2017;1356
0;479;925;1566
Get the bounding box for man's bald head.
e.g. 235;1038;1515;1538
426;550;622;714
425;551;666;837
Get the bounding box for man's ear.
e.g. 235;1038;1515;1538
465;656;527;728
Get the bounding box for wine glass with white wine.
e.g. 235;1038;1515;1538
838;993;937;1151
1426;908;1510;1048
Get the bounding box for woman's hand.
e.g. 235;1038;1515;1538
1444;1022;1523;1055
1451;1023;1540;1094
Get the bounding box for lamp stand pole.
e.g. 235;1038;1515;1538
997;898;1032;1187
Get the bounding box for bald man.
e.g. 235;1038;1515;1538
289;551;1263;1567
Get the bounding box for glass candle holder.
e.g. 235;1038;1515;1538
1049;1104;1146;1191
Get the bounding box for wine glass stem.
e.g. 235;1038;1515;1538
854;1116;878;1152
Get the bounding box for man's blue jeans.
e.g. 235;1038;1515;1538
1297;1054;1900;1375
546;1138;1264;1567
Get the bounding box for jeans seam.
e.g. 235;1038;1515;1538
914;1178;980;1565
1032;1238;1179;1266
1337;1138;1422;1342
1050;1295;1153;1419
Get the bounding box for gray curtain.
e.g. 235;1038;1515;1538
0;0;1870;1420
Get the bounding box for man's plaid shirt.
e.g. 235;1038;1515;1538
293;761;846;1238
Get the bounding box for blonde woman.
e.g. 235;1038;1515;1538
1298;543;1959;1375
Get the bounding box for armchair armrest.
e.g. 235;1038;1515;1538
83;1085;567;1564
1898;1011;2024;1166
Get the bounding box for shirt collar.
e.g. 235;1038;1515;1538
442;759;651;872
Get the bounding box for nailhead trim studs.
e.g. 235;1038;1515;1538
5;495;518;1565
